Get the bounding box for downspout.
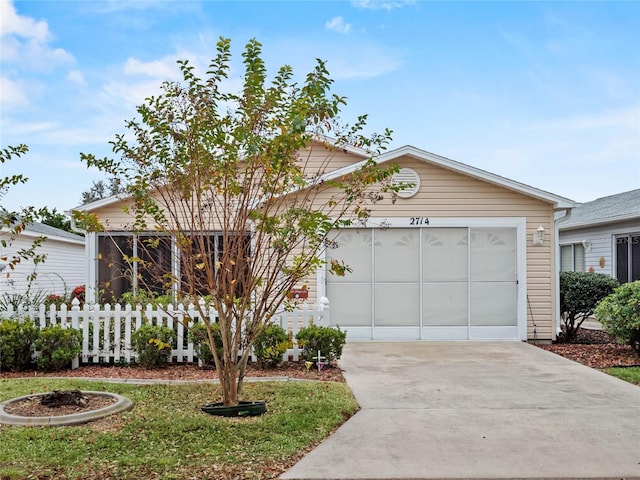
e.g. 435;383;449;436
67;210;96;305
554;208;573;338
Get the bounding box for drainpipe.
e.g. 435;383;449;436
554;208;573;337
66;211;96;305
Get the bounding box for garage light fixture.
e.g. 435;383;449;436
532;225;545;246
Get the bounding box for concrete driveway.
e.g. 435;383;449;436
281;341;640;480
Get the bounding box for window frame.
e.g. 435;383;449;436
560;243;585;272
615;233;640;284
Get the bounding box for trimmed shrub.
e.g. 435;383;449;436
131;323;176;368
188;322;223;366
296;324;346;363
0;317;39;371
253;324;292;367
595;281;640;355
559;271;619;343
35;325;82;371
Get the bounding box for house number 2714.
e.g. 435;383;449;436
409;217;430;226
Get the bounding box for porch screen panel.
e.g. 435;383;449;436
138;235;172;295
98;235;133;302
326;230;372;326
616;237;629;284
374;229;419;326
632;235;640;282
470;228;517;327
422;228;468;326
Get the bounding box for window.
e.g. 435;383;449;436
616;234;640;284
560;243;585;272
97;232;250;302
98;234;172;302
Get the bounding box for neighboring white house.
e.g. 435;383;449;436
0;222;85;301
558;189;640;284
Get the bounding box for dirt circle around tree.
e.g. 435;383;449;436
0;391;133;427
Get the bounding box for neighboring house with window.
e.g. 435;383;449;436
0;222;85;301
73;143;574;342
558;189;640;284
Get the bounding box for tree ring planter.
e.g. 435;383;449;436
201;400;266;417
0;391;133;427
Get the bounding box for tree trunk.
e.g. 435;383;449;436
220;363;239;406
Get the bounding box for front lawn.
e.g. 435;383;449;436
0;379;357;479
604;366;640;385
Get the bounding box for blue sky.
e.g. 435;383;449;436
1;0;639;213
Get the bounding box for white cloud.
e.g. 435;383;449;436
123;57;180;79
352;0;415;11
67;70;86;87
0;0;50;42
325;16;352;34
0;75;28;108
100;78;165;112
0;0;74;70
328;47;403;79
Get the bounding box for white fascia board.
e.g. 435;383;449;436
0;227;85;245
68;193;126;213
559;214;640;231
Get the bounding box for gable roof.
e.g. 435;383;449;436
1;221;85;244
323;145;575;210
27;222;85;243
559;189;640;230
73;143;575;212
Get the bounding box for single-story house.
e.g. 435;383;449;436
0;222;85;302
73;143;574;342
558;189;639;284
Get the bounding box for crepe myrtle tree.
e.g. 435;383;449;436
79;38;401;406
0;144;47;284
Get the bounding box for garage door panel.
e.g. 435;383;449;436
470;228;516;281
422;228;468;281
422;283;468;326
470;282;517;326
375;229;420;282
327;230;371;283
326;225;520;340
375;284;420;326
327;284;371;327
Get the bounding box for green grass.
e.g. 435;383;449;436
0;379;357;479
604;366;640;385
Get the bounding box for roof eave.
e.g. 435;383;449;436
559;213;640;231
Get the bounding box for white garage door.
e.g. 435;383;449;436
326;227;519;340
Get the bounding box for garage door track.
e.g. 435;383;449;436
281;341;640;479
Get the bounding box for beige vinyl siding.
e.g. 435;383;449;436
298;141;367;174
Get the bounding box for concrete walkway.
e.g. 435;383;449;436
281;341;640;480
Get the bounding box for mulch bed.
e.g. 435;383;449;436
531;329;640;369
2;331;638;384
0;360;345;383
4;393;116;417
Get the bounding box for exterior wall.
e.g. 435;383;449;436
84;153;560;341
0;234;85;299
559;218;640;278
310;156;557;340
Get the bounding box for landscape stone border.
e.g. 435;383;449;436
0;391;133;427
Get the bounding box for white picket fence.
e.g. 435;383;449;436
0;298;330;366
